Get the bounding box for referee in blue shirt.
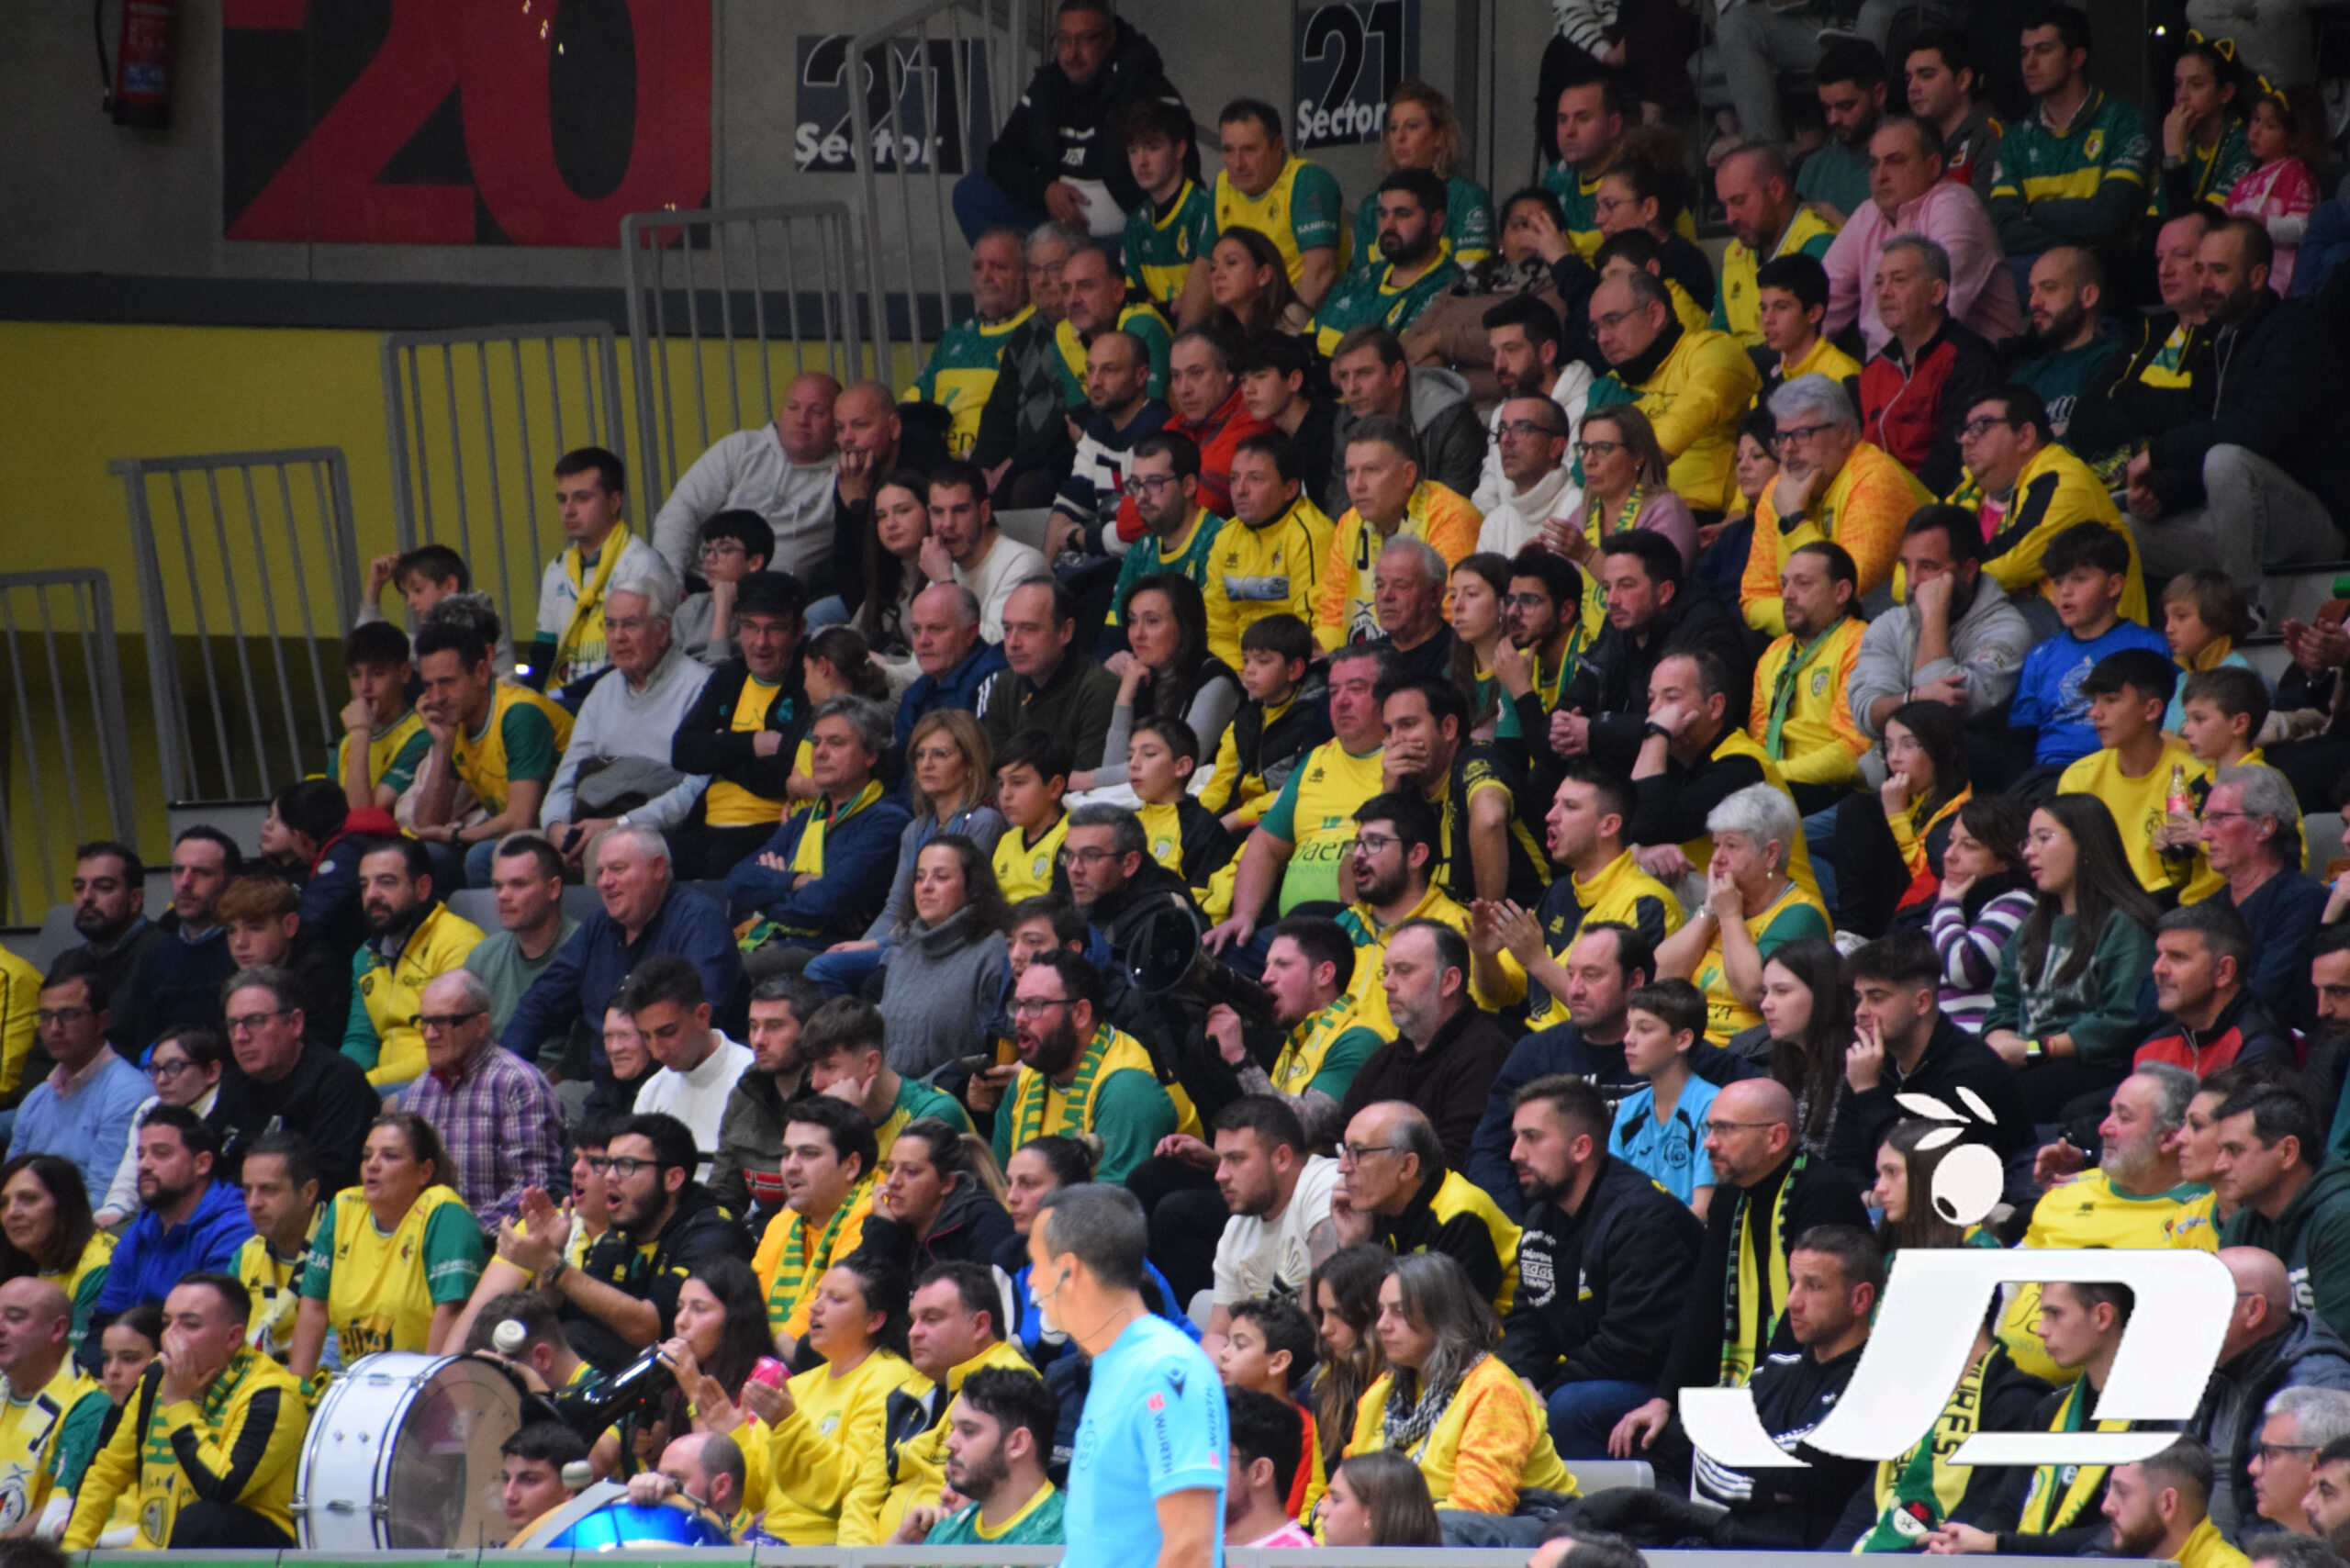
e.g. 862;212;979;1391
1031;1182;1227;1567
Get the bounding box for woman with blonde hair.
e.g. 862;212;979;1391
1555;405;1697;635
807;710;1004;1002
1359;81;1494;268
1347;1251;1573;1516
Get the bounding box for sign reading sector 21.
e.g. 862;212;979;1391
1681;1092;2234;1469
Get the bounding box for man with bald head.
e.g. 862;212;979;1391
2193;1248;2350;1541
910;229;1033;457
1822;116;2020;358
2011;246;2118;438
825;380;950;628
1612;1075;1869;1454
1050;330;1171;558
1712;145;1838;350
1330;1100;1522;1313
651;370;841;589
624;1430;748;1533
0;1274;107;1539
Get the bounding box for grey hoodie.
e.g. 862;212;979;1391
1848;573;2034;742
1325;366;1488;517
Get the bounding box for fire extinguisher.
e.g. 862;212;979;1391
105;0;175;129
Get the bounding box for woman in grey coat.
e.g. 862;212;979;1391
877;834;1012;1081
804;710;1006;998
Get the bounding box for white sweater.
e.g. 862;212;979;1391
649;424;840;584
632;1032;753;1177
543;645;712;829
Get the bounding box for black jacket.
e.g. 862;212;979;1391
118;913;237;1058
567;1182;753;1372
1501;1153;1705;1390
1963;1374;2177;1554
1337;1007;1516;1172
1626;726;1772;856
972;314;1074;476
2193;1310;2350;1540
2147;289;2350;521
208;1041;380;1197
709;1067;806;1238
1827;1012;2034;1177
985;17;1191;214
833;409;951;613
1467;1024;1762;1218
866;1182;1019;1276
1822;1342;2053;1550
1202;669;1331;816
1699;1342;1875;1548
1659;1149;1872;1396
2066;310;2216;468
1566;589;1754;774
670;656;811;807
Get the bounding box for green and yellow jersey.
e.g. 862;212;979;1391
908;304;1039;457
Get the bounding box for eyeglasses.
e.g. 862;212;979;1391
1774;422;1838;447
588;1156;656;1180
1058;846;1123;868
1121;473;1182;498
1589;308;1639;332
1352;832;1401;856
1010;997;1072;1017
1337;1143;1398;1162
1701;1119;1777;1136
1497;419;1567;441
225;1009;290;1035
34;1008;91;1028
148;1058;196;1080
1959;416;2017;440
1574;440;1624;461
2260;1442;2319;1461
417;1010;486;1033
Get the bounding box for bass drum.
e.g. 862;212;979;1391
516;1482;738;1549
295;1351;526;1550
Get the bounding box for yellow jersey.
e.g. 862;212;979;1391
1996;1170;2218;1383
1258;738;1385;913
2056;743;2208;898
752;1349;927;1543
1214;157;1348;285
1315;482;1481;650
991;812;1070;904
1695;879;1831;1044
1714;208;1841;345
1203;494;1335;669
236;1229;310;1362
300;1184;485;1360
41;1229;113;1353
703;675;790;827
755;1180;878;1342
0;1361;106;1534
1749;616;1870;790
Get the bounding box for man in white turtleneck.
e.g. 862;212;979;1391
1478;395;1583;557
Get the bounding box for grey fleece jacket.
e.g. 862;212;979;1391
877;909;1011;1082
1847;574;2035;741
1324;366;1488;517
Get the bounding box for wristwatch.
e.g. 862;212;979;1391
1642;721;1672;741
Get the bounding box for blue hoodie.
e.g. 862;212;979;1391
93;1179;256;1320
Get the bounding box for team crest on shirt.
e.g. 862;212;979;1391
2084;130;2104;159
1033;854;1050;877
1152;836;1176;861
1810;668;1830;697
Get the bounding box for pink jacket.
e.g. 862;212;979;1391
1823;181;2022;356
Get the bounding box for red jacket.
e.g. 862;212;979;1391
1115;386;1270;543
2132;992;2300;1079
1857;318;2000;497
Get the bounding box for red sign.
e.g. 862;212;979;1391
223;0;711;246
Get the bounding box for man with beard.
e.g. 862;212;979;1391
986;950;1177;1186
1747;541;1870;814
1052;246;1172;408
52;842;156;1010
1947;386;2146;635
88;1105;255;1327
116;827;243;1054
1049;331;1170;559
1558;532;1751;773
1849;506;2035;746
2191;1249;2350;1541
890;1366;1066;1546
2305;1438;2350;1554
2003;1064;2216;1383
2126;218;2350;610
1492;548;1591;792
1712;145;1839;351
1148;1095;1337;1343
1795;42;1888;222
2011;247;2120;438
1310;171;1465;356
1499;1073;1702;1456
1201;917;1380;1148
911;233;1033;459
709;973;821;1231
341;838;484;1090
2094;1441;2244;1568
1050;804;1206;1064
501;1111;750;1372
1469;296;1595;521
1380;676;1549;911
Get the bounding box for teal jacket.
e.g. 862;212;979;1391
2222;1161;2350;1347
1983;910;2155;1067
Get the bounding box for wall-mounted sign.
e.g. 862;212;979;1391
794;34;996;174
1294;0;1419;150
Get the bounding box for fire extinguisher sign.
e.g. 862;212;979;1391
1293;0;1419;151
220;0;711;246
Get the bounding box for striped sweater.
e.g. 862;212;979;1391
1929;889;2038;1034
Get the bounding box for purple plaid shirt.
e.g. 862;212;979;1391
399;1041;566;1226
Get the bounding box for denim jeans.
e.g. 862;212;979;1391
805;943;886;999
1547;1377;1655;1458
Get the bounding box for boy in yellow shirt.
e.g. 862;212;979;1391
1128;717;1236;893
990;733;1073;904
2057;648;2209;898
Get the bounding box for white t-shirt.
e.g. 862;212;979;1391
1211;1155;1340;1307
954;532;1051;643
632;1031;752;1179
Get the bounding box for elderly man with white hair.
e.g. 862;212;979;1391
2204;765;2330;1037
542;568;713;869
1370;535;1458;685
1739;372;1930;637
502;823;746;1119
398;968;566;1226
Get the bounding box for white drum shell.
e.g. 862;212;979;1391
294;1350;523;1551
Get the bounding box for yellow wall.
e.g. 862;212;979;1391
0;318;918;919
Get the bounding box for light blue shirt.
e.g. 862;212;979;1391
1063;1313;1227;1568
1610;1072;1720;1206
7;1048;151;1205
